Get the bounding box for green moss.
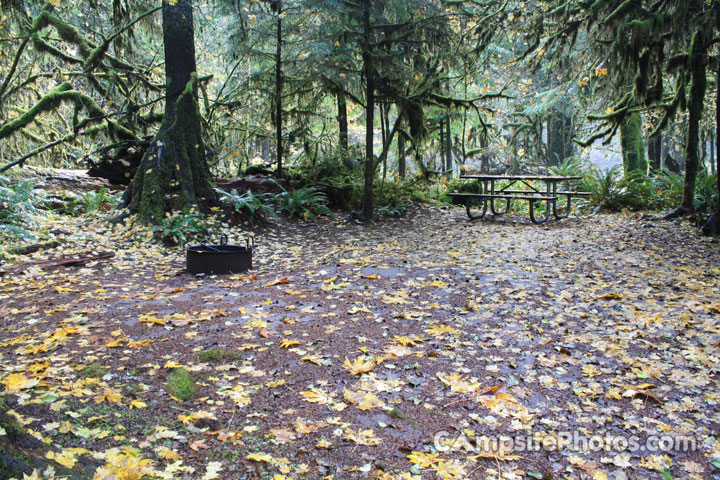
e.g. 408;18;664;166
197;348;242;363
80;363;107;379
619;112;647;175
165;369;196;401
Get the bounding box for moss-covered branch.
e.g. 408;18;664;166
0;82;73;139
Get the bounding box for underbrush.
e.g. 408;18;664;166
0;175;48;241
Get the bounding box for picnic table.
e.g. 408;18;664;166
448;174;590;224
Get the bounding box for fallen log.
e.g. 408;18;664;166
0;251;114;275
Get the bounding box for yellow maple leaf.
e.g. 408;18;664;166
437;372;479;394
300;388;334;405
46;449;77;469
1;373;39;393
280;339;300;349
342;428;382;446
156;447;181;461
94;388;121;404
343;356;377;375
246;452;273;463
392;336;425;346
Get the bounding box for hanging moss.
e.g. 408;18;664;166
0;82;115;141
619;112;647;174
0;82;72;139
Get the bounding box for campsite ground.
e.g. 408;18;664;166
0;207;718;479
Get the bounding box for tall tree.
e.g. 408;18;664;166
541;0;717;218
123;0;216;222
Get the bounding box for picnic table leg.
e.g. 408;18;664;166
529;198;552;224
490;197;511;215
553;194;573;219
465;197;488;219
490;179;510;216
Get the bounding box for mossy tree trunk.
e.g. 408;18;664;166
337;91;349;158
702;32;720;236
360;0;375;221
680;30;708;213
275;0;283;177
619;112;647;174
398;128;406;179
547;109;573;166
122;0;215;222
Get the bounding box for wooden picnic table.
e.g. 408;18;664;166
448;174;590;224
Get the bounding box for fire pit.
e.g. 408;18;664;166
186;235;254;275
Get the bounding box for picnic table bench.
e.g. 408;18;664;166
448;174;590;224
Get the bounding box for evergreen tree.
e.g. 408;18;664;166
122;0;216;222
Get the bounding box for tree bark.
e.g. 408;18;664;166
680;31;707;212
360;0;375;221
444;115;452;175
702;39;720;236
275;0;283;177
648;131;662;172
337;91;348;155
123;0;215;222
398;128;406;179
619;112;647;174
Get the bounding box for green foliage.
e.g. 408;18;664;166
375;181;415;217
274;186;332;220
165;369;196;401
72;188;118;216
149;207;209;246
549;157;591;178
216;188;277;225
0;175;47;240
261;179;333;220
656;169;718;213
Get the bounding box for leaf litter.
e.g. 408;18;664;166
0;207;718;479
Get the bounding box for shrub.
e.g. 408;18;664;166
261;179;333;220
0;175;47;240
216;188;276;225
150;207;209;246
76;188;118;215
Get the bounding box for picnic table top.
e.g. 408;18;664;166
460;174;582;181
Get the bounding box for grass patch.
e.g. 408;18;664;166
165;369;196;401
197;348;242;363
79;363;107;379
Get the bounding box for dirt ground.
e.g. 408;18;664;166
0;207;718;480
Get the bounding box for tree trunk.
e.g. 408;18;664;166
619;112;647;174
648;131;662;172
337;91;348;157
275;0;283;177
710;131;715;175
444;115;452;175
398;129;406;179
680;31;707;212
360;0;374;221
702;40;720;236
123;0;215;223
547;109;573;166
